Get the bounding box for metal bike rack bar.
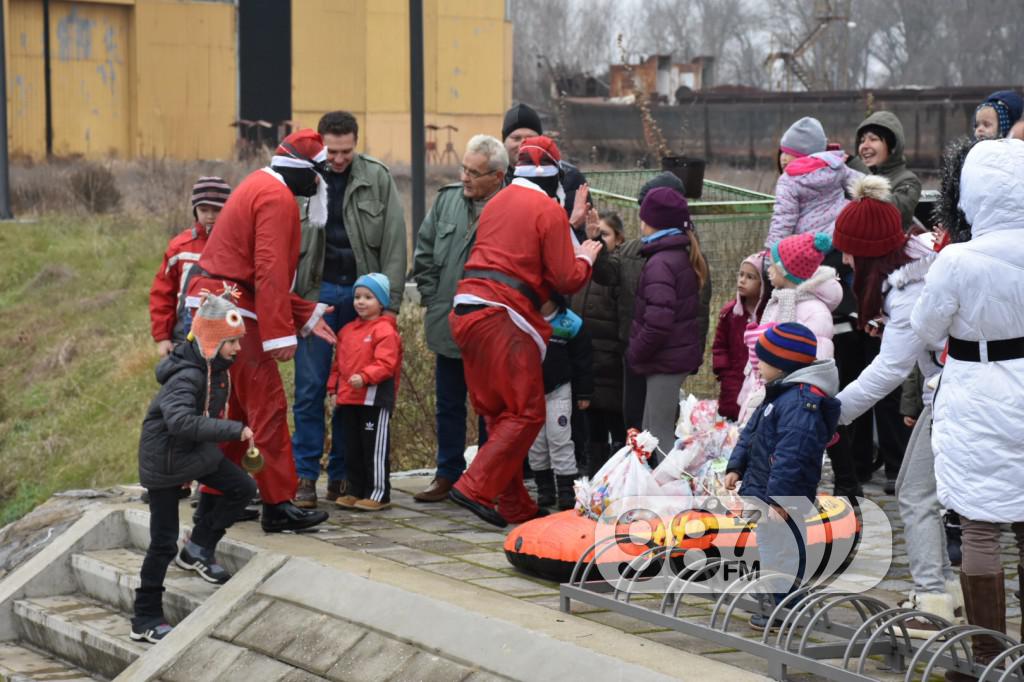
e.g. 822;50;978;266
559;535;1024;681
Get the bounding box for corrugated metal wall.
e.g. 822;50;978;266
5;0;236;160
291;0;513;165
4;0;510;161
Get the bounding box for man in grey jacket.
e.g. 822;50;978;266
292;111;407;508
410;135;507;502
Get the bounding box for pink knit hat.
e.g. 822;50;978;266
770;232;832;284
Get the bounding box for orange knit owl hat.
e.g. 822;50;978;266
186;292;245;417
188;292;245;360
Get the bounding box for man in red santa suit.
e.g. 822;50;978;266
187;129;335;533
448;136;602;527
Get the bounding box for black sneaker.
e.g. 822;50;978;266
260;501;328;533
175;543;231;584
130;622;172;643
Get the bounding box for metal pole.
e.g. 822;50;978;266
409;0;425;245
0;1;13;218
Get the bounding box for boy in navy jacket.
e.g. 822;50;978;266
725;322;840;629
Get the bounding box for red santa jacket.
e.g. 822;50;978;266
454;179;592;350
149;222;208;342
189;169;319;351
328;315;402;409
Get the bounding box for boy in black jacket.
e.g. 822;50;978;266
132;294;257;643
528;294;594;510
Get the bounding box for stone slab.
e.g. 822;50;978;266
457;552;512;569
466;576;558;597
424;562;508;581
276;613;367;674
0;641;102;681
325;631;419;681
363;546;455;566
442;531;508;545
232;600;309;656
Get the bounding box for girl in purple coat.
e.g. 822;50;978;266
626;186;708;459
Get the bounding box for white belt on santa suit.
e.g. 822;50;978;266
452;293;548;361
184;295;329;353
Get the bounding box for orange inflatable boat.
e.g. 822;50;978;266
504;495;859;583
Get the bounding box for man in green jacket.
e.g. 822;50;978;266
848;111;921;229
410;134;508;502
292;111;407;508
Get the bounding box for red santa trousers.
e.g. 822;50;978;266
450;306;544;523
216;317;297;505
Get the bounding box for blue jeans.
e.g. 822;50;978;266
292;281;355;481
435;354;487;483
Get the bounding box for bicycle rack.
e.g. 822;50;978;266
559;535;1024;681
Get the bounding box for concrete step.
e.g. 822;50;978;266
0;641;103;681
13;595;147;680
72;548;218;625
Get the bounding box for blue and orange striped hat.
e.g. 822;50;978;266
756;323;817;374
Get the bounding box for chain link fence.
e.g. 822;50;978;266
587;171;775;398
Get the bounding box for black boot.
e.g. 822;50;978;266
260;501;328;533
945;510;962;567
534;469;555;507
556;474;577;511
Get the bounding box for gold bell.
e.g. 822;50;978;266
242;444;264;474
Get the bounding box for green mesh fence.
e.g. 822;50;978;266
587;170;775;399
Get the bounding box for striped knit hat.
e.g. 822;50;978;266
755;322;818;374
191;176;231;217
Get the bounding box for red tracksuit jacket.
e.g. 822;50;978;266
149;222;208;342
328;315;403;410
456;180;592;346
193;169;317;351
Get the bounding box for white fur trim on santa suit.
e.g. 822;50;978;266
307;149;329;228
300;302;330;337
262;335;298;351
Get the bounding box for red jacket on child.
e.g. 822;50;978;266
149;222;209;342
328;315;402;409
712;299;754;421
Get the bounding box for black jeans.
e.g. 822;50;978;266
585;408;626;476
134;458;256;627
622;365;647;431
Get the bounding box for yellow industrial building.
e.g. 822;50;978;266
3;0;513;162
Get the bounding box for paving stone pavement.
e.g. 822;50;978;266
219;468;1023;681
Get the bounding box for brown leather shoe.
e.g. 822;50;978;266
325;479;347;502
293;478;318;509
413;477;453;503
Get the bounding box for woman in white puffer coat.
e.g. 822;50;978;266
911;139;1024;677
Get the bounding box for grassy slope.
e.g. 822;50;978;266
0;215;169;524
0;214;442;527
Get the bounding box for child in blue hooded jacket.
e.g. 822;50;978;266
724;322;840;629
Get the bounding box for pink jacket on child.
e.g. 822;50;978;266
736;265;842;423
764;151;863;248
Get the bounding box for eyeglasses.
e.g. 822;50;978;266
460;165;498;180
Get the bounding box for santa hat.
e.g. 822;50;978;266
272;129;330;228
770;232;832;284
833;176;907;258
186;292;246;417
513;136;561;178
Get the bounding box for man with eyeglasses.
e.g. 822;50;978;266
411;135;508;502
291;110;407;510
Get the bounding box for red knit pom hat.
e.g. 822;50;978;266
833;176;907;258
770;231;832;284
